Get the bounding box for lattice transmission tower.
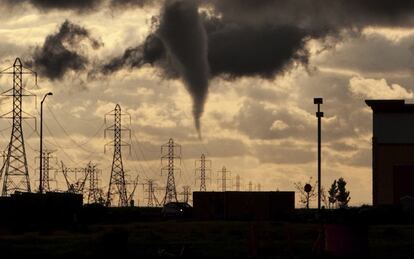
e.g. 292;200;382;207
0;58;37;196
217;166;231;192
85;162;104;204
144;179;160;207
36;150;57;192
61;161;88;194
180;185;191;203
195;154;211;191
235;174;241;191
104;104;131;207
161;138;181;204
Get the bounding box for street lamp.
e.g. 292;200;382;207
39;92;53;194
314;97;323;211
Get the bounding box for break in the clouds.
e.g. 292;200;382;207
349;77;414;99
31;20;102;81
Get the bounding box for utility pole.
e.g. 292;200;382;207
0;58;37;196
217;166;231;192
39;92;53;194
195;154;211;191
104;104;131;207
314;97;324;211
161;138;181;204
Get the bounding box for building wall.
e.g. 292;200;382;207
193;191;294;220
374;113;414;143
373;143;414;205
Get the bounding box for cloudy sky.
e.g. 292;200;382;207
1;0;414;206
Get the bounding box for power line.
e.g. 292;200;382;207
47;106;97;154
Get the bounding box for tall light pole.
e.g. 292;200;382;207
39;92;53;194
314;97;323;211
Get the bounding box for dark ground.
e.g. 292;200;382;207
1;220;414;258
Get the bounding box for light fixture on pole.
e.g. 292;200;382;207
39;92;53;194
314;97;323;211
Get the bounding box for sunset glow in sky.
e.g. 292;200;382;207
2;0;414;206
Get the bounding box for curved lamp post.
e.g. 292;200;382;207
39;92;53;194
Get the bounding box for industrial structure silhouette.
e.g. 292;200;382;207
0;58;266;207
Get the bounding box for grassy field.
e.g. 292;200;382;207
1;221;414;258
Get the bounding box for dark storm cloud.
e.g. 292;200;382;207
157;0;209;135
100;0;414;133
102;0;209;135
6;0;101;12
206;0;414;28
100;35;165;74
31;20;102;80
205;20;309;78
109;0;160;9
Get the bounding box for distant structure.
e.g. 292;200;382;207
235;175;241;191
104;104;131;207
366;100;414;205
61;161;88;194
144;179;159;207
161;138;181;204
193;191;295;220
217;166;231;192
0;58;37;196
195;154;211;191
37;150;57;192
248;181;253;192
85;162;103;204
258;183;261;191
180;185;191;203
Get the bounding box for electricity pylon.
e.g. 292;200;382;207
161;138;181;204
36;150;57;192
180;185;191;203
195;154;211;191
217;166;231;192
235;174;241;191
85;162;104;204
104;104;131;207
0;57;37;196
61;161;88;194
144;179;160;207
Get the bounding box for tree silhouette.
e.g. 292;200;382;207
336;177;350;208
294;177;317;209
328;180;338;209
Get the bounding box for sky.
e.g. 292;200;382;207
1;0;414;207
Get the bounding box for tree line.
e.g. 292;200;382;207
294;177;351;209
